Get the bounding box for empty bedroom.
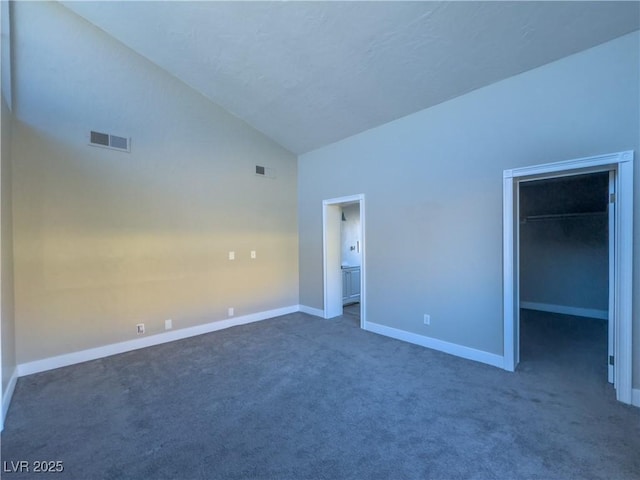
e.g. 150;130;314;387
1;1;639;479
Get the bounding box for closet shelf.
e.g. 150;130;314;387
521;211;606;223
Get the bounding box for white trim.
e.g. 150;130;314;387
520;302;608;320
322;201;343;319
632;389;640;408
608;170;616;384
616;154;634;405
503;150;634;405
322;194;366;329
322;194;364;205
360;199;367;330
298;305;325;318
1;367;18;431
503;175;517;372
503;151;632;179
365;321;504;369
17;305;298;377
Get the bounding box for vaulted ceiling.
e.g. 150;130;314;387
62;1;640;155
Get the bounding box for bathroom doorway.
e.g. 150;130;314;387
322;194;366;329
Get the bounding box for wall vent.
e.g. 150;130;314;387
89;130;131;152
255;165;276;178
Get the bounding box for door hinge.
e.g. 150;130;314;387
609;355;615;366
609;193;616;204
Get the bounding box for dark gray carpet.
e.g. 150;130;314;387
1;311;639;479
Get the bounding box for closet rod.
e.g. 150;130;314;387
521;211;606;222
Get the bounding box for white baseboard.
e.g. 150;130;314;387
1;367;18;432
632;389;640;408
17;305;299;377
520;301;608;320
298;305;324;318
364;321;504;369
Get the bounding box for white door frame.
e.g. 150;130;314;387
608;170;616;384
322;194;366;329
503;151;634;405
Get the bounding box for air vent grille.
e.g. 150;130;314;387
90;131;109;146
255;165;276;179
89;130;130;152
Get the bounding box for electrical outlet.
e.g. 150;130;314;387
136;323;145;335
228;251;235;260
250;250;256;259
228;307;234;317
423;314;431;325
165;319;172;330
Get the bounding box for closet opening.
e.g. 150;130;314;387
518;171;613;384
502;150;633;405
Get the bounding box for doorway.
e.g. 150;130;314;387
518;171;612;382
503;151;634;405
322;194;366;329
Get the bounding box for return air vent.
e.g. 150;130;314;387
89;130;130;152
255;165;276;179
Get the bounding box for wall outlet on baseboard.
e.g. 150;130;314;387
136;323;145;335
165;319;172;330
423;314;430;325
228;307;234;317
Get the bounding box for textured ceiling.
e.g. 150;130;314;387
62;1;640;155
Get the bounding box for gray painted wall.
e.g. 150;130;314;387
520;217;608;312
341;203;361;267
11;2;298;364
298;32;639;385
1;0;16;403
519;175;609;315
1;92;14;398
